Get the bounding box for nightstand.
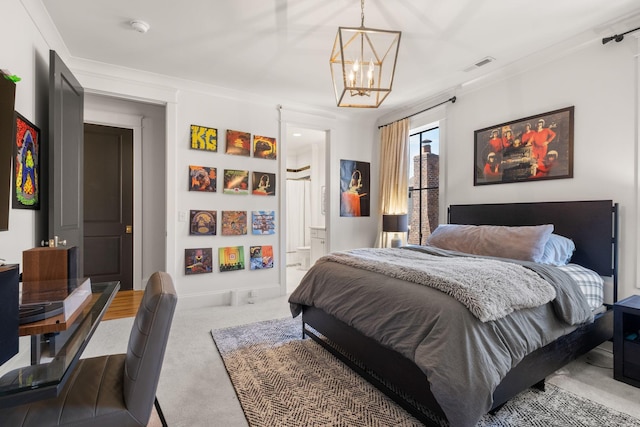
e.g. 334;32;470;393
614;295;640;387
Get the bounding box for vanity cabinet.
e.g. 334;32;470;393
310;226;326;266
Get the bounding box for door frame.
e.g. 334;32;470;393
278;107;333;297
84;109;143;290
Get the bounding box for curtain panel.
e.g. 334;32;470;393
376;118;409;247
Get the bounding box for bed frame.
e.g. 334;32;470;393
301;200;619;425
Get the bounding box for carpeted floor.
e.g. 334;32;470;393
211;316;640;427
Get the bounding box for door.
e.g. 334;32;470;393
83;124;133;290
49;50;84;277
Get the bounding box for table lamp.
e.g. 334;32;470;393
383;214;408;248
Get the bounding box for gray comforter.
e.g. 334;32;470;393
288;246;594;427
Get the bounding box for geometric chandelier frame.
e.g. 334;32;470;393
329;1;401;108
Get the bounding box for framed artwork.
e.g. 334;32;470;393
251;171;276;195
219;246;245;272
190;124;218;152
252;210;275;235
188;165;216;192
223;169;249;194
225;129;251;156
474;106;574;185
253;135;277;159
184;247;213;275
189;210;216;235
221;210;247;235
13;112;40;209
340;159;370;217
250;245;274;270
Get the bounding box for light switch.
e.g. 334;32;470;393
178;211;187;222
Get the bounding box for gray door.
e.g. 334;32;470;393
49;50;84;277
83;124;134;290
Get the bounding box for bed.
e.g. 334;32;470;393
288;200;618;427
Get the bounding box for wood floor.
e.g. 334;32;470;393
103;290;144;321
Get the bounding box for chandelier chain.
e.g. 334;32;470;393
360;0;365;27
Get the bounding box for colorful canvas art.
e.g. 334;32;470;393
221;210;247;235
189;210;216;235
219;246;245;272
250;245;274;270
190;124;218;152
474;106;574;185
225;130;251;156
13;112;40;209
223;169;249;194
251;171;276;196
184;247;213;275
253;135;277;159
340;159;370;217
189;165;216;192
252;211;275;235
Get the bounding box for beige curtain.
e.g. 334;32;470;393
375;118;409;247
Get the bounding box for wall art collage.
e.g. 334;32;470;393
185;124;277;275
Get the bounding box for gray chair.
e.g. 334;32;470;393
1;271;177;427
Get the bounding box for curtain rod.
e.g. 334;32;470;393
378;96;456;129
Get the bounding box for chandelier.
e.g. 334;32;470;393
330;0;401;108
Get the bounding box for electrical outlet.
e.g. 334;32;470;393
248;290;257;304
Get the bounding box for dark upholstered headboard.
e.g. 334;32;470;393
448;200;618;299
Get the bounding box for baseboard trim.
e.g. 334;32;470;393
177;285;284;309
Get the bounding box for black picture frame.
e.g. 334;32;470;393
474;106;574;185
339;159;370;217
12;112;40;209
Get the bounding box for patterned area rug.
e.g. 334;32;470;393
211;317;640;427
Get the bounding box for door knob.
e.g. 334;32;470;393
126;225;133;234
41;236;67;247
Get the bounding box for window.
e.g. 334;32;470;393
408;126;439;245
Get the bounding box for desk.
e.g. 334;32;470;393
0;281;119;408
20;277;94;364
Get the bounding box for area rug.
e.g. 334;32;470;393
211;317;640;427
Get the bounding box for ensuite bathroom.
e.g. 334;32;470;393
285;127;326;293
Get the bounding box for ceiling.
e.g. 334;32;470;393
37;0;640;115
37;0;640;118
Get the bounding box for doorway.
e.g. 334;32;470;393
285;126;326;293
83;124;134;290
84;94;167;291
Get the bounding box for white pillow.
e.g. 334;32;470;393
539;233;575;266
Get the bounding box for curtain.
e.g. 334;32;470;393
375;118;410;247
304;179;311;245
286;180;307;252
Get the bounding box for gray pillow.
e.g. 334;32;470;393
426;223;554;262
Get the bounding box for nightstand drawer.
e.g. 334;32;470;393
614;295;640;387
624;361;640;382
624;340;640;357
623;341;640;381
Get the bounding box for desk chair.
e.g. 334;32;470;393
1;271;177;427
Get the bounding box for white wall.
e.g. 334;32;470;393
2;0;381;308
402;37;639;301
174;90;280;305
0;0;51;265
